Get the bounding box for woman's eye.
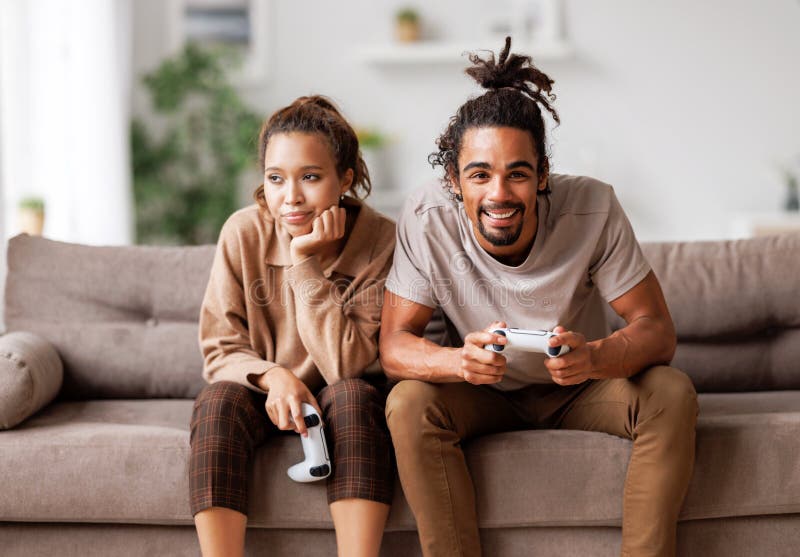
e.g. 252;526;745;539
267;174;282;184
302;174;319;181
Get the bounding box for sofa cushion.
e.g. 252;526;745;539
8;233;800;397
2;393;799;528
4;234;213;399
0;332;63;429
609;233;800;392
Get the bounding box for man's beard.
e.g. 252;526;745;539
476;203;526;246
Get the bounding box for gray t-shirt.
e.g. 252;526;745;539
386;173;651;390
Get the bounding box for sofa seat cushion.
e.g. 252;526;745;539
0;399;389;528
1;393;799;528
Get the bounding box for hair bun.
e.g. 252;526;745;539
295;95;338;113
465;36;559;124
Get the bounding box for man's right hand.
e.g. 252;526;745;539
457;321;509;385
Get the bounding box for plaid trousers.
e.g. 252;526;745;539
189;377;394;516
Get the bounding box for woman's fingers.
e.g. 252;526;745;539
304;394;324;418
288;396;307;437
275;400;293;431
320;208;334;236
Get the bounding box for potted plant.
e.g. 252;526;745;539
131;43;262;245
395;7;421;43
356;127;392;190
18;197;45;236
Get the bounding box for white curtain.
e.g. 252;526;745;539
0;0;133;246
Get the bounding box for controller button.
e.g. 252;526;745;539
310;464;330;477
304;414;320;428
491;329;506;352
548;346;560;356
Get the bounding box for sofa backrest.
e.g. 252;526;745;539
5;232;800;398
608;232;800;392
4;234;214;399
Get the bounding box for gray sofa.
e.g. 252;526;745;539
1;231;799;556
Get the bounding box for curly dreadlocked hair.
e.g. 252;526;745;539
428;36;560;201
253;95;371;211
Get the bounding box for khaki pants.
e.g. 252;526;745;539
385;366;698;557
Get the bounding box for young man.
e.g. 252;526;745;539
379;38;698;557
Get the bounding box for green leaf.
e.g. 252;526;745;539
132;44;262;245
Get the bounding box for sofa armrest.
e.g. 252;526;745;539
0;331;63;429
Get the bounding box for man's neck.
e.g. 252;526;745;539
487;235;536;267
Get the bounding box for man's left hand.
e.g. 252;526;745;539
544;325;596;386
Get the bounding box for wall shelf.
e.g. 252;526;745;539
356;38;573;67
729;211;800;238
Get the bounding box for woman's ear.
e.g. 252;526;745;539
340;168;354;195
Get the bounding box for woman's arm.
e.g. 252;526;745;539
199;220;278;393
288;229;395;384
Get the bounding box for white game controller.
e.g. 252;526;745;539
287;403;331;483
484;328;571;358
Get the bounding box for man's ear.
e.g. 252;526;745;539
340;168;354;195
448;168;462;199
538;158;550;191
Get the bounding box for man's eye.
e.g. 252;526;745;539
509;171;530;179
470;172;489;180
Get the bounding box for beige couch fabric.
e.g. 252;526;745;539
8;233;800;399
5;234;213;399
615;233;800;391
0;331;63;429
2;392;799;527
3;231;800;556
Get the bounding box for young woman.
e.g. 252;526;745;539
189;96;396;557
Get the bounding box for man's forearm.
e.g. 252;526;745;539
588;316;677;379
380;331;462;383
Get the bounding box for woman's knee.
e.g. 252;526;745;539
318;378;386;425
319;377;382;407
190;381;263;447
193;381;253;419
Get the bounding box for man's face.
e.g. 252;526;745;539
453;126;548;264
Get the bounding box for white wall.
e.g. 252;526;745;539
128;0;799;242
1;0;133;246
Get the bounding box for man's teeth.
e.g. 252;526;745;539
486;209;517;219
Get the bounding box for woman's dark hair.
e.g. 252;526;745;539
429;36;560;200
253;95;371;210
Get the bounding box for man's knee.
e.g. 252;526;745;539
385;379;443;436
637;365;699;425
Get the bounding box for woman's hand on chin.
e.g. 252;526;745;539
289;205;346;265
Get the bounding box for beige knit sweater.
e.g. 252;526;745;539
198;198;396;393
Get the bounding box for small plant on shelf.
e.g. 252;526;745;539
356;128;387;150
18;196;45;236
395;7;421;43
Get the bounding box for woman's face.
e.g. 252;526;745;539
263;132;353;237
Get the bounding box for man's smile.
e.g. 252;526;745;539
480;205;524;228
